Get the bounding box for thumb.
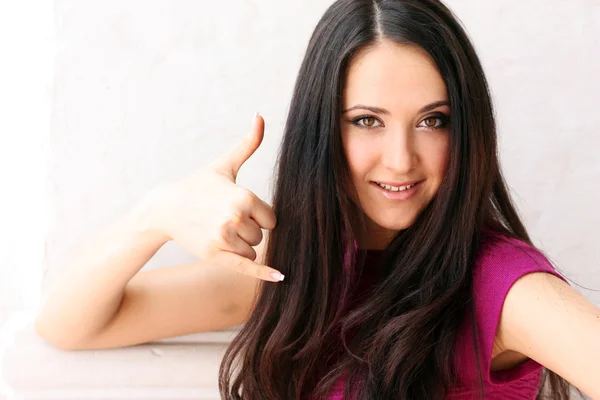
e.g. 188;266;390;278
211;112;264;182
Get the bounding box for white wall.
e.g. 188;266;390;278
41;0;334;285
1;0;599;313
0;0;597;312
42;0;600;304
0;1;54;312
0;1;598;398
452;0;600;301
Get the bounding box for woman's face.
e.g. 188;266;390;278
341;40;451;249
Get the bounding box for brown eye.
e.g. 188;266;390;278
424;117;437;127
351;116;382;129
418;115;449;131
363;117;376;127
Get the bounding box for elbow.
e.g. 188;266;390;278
34;313;84;351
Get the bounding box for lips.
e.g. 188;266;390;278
372;179;422;188
370;179;421;200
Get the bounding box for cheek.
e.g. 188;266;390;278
427;135;450;179
440;138;451;175
343;136;376;179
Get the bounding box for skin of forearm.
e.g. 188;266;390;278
34;204;168;349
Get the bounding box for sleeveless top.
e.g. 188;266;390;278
323;230;569;399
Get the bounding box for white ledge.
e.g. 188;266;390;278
1;313;241;399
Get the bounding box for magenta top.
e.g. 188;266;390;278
324;230;569;399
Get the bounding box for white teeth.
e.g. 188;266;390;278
376;182;416;192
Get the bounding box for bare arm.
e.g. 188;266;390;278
36;114;277;350
34;204;168;349
34;203;265;351
77;254;263;350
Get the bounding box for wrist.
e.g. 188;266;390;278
122;192;172;246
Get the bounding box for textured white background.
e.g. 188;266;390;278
48;0;600;307
1;0;599;317
0;1;598;398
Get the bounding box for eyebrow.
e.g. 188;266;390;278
342;100;450;115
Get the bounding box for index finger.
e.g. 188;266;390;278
212;250;285;283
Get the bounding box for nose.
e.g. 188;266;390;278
381;128;417;174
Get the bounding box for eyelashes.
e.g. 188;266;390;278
349;114;450;131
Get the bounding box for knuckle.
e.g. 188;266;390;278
265;209;276;228
229;213;242;226
219;223;229;238
254;229;264;244
218;225;234;244
237;188;255;205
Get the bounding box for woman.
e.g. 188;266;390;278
35;0;599;399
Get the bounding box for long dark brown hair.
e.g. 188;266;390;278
219;0;582;398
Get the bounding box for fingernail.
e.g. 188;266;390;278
253;112;259;122
271;272;285;281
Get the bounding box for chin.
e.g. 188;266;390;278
368;213;415;233
379;220;413;232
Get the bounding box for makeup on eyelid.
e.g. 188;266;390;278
347;113;450;131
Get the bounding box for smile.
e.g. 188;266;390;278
375;182;417;192
371;180;422;200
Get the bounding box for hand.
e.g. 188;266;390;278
142;113;283;282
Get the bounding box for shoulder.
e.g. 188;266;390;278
472;230;567;294
471;229;569;332
464;229;569;383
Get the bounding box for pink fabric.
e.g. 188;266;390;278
325;230;569;399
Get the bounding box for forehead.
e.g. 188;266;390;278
342;41;448;109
